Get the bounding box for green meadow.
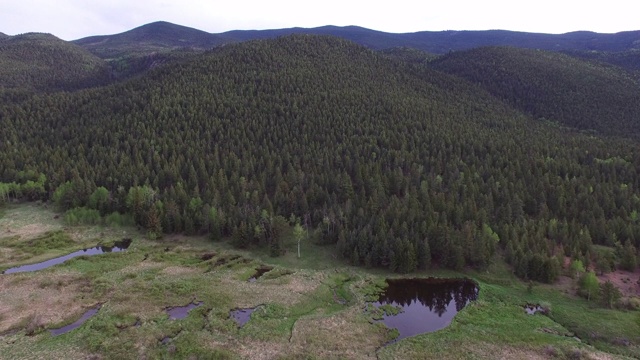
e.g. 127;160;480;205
0;203;638;359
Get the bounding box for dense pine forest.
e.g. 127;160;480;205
1;32;639;281
0;33;111;91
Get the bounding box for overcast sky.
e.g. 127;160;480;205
2;0;637;40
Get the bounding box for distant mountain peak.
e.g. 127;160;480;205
126;20;210;36
73;21;224;58
10;32;61;41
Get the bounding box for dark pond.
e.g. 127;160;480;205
50;306;100;336
525;304;544;315
248;266;273;282
230;307;258;327
2;238;132;274
373;278;478;343
166;301;203;320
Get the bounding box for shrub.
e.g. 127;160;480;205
105;211;135;227
64;207;101;226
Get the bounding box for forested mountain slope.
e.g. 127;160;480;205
65;22;640;82
220;27;640;54
74;21;225;59
563;49;640;73
0;33;111;91
2;35;640;278
430;46;640;138
71;21;640;60
379;47;437;65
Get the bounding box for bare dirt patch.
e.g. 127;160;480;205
548;275;580;298
0;271;96;333
598;270;640;298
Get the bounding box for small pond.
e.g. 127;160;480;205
50;306;100;336
372;278;478;343
248;266;273;282
230;307;258;327
166;301;203;320
3;238;132;274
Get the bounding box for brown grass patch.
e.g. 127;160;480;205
0;271;96;333
0;223;59;241
231;339;291;360
218;270;321;307
290;307;382;359
0;204;62;240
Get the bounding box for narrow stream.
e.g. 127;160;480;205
50;306;100;336
2;238;132;274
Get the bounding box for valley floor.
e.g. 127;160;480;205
0;203;638;359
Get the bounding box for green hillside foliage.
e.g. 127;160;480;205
0;33;111;92
72;22;640;61
2;35;640;278
105;49;203;80
379;47;437;65
219;27;640;54
563;49;640;73
430;46;640;139
74;21;223;59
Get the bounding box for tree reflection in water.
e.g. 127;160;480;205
374;278;478;342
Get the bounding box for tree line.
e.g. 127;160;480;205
1;35;639;279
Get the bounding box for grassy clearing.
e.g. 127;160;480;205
0;203;638;359
0;203;138;271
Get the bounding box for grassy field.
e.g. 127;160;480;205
0;203;638;359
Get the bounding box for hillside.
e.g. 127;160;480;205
65;22;640;82
2;35;640;281
379;47;437;65
0;33;110;91
69;22;640;66
221;27;640;53
430;46;640;138
73;21;224;59
563;49;640;72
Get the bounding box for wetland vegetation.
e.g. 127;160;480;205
1;203;638;359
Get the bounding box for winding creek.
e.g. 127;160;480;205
2;238;132;274
50;306;101;336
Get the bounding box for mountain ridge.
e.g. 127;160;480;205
0;32;110;91
429;46;640;138
72;21;226;58
67;21;640;56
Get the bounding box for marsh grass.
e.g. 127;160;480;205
1;203;639;359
